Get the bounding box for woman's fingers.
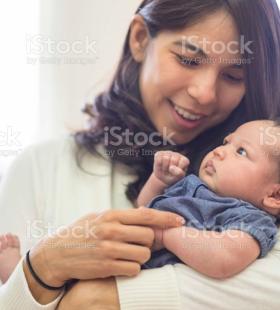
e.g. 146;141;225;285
101;208;185;228
97;240;151;264
107;260;141;277
93;222;154;247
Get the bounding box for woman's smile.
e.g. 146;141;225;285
167;98;207;130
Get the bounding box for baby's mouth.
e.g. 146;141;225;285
204;160;216;174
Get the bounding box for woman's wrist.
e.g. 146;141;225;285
25;250;66;290
23;259;63;305
32;239;66;287
22;239;67;304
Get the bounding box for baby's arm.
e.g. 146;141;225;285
161;227;260;279
137;151;189;207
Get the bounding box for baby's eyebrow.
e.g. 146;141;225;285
224;133;233;141
225;134;255;153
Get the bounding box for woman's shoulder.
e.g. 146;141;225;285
25;135;77;159
18;135;111;174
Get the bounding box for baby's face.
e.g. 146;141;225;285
199;120;280;207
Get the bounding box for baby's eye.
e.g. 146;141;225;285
236;147;247;156
222;139;228;145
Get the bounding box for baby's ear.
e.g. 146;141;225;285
262;184;280;215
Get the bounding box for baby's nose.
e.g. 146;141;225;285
213;146;226;160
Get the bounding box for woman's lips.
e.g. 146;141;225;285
167;99;206;130
204;160;216;174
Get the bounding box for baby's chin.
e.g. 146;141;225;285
199;174;234;198
199;171;218;193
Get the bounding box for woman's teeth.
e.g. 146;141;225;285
173;104;203;121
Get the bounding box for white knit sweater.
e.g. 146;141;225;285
0;137;280;309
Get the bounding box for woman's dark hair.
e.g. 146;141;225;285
75;0;280;203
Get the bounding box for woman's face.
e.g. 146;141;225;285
131;9;246;144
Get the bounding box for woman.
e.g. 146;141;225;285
0;0;280;309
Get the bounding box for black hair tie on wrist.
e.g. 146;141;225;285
26;250;65;291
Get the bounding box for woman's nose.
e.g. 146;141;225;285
187;72;217;105
213;146;226;160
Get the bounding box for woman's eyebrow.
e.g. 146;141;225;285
172;40;243;69
172;40;208;58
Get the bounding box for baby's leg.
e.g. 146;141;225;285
0;233;21;283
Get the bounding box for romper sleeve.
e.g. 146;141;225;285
218;203;278;257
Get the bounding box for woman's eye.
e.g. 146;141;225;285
237;147;247;156
177;55;199;67
223;73;244;83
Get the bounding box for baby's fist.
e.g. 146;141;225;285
153;151;190;186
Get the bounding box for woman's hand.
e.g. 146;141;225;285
24;208;185;303
57;278;119;310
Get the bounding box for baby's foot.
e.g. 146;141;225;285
0;233;21;283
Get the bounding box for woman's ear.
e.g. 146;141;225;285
262;184;280;216
129;15;150;62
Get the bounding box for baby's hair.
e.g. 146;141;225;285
271;118;280;181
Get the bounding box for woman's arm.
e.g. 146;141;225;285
58;266;181;310
59;239;280;310
162;227;260;279
57;277;120;310
0;143;185;309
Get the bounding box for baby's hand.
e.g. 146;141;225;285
152;228;164;251
153;151;190;186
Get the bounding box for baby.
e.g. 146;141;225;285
1;119;279;282
138;119;280;278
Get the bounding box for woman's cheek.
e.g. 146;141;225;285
222;85;245;111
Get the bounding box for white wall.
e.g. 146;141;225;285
0;0;39;173
0;1;140;173
38;0;141;140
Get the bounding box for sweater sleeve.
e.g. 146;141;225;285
0;258;63;309
0;146;63;309
116;265;181;310
117;234;280;310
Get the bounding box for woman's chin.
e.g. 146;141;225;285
169;130;202;145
